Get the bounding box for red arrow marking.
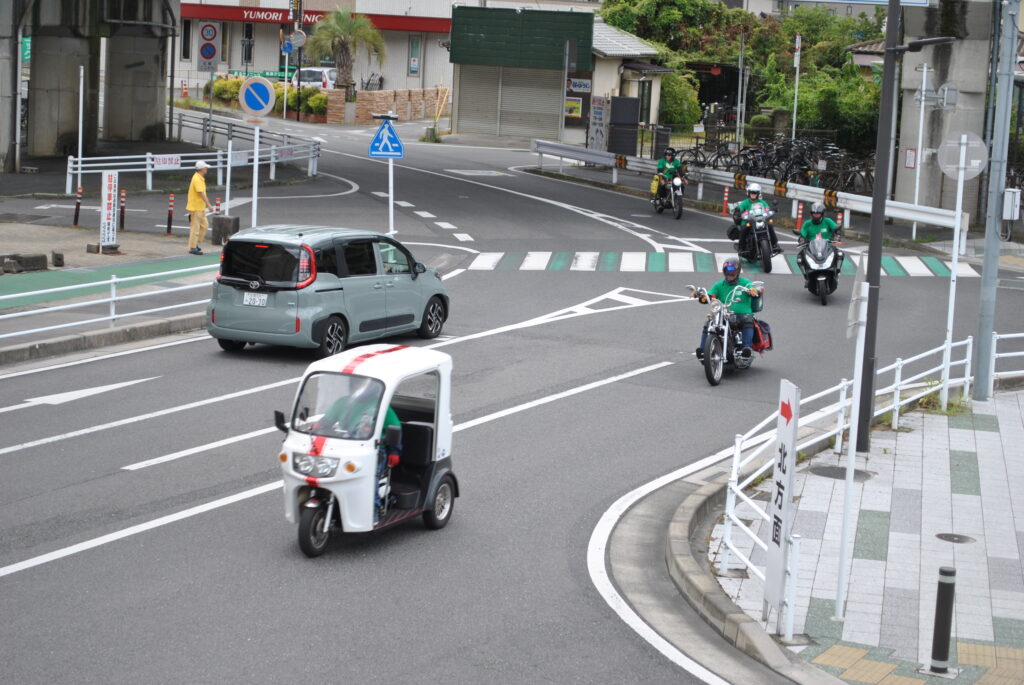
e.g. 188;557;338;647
780;400;793;425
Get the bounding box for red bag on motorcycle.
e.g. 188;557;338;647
752;319;773;352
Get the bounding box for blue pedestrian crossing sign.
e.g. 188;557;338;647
369;120;404;158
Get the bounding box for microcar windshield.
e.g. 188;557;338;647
292;372;386;440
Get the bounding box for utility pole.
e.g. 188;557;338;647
974;0;1019;400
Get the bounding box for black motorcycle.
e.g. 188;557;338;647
796;233;845;306
732;204;776;272
651;168;686;220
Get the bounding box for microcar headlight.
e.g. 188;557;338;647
315;457;340;477
294;454;315;475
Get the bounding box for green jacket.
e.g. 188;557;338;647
657;157;683;179
735;197;772;216
800;217;838;241
708;276;760;315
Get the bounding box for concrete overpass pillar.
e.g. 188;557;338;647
27;35;98;157
104;32;167;141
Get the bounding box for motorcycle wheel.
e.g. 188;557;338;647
654;196;665;214
759;239;773;273
298;505;330;557
819;280;829;306
423;475;455;530
703;336;724;386
673;194;683;220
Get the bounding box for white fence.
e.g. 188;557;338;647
0;265;218;340
716;332;1023;593
65;112;320;194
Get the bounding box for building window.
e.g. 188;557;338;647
242;22;254;66
181;19;191;60
408;35;421;76
220;23;229;63
846;5;853;14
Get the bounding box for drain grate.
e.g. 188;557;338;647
936;533;976;544
809;465;871;482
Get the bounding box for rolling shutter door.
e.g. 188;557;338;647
456;64;499;136
498;67;562;139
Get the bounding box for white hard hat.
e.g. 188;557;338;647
195;160;209;170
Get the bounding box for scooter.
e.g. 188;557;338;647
688;281;772;386
651;168;686;220
274;344;459;557
733;204;776;272
795;232;845;306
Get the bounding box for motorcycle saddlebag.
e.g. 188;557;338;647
727;225;740;240
752;319;773;352
650;176;660;194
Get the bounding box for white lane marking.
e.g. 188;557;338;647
0;482;283;579
0;336;208;381
154;224;192;230
403;241;480;254
0;378;298;457
122;427;277;470
571;252;599;271
453;233;474;242
414;210;436;218
372;191;389;197
5;362;671;578
714;253;733;270
947;260;979;277
395;200;414;207
896;256;932;276
668;252;694;272
0;377;159;415
588;447;735;685
771;254;789;273
521;252;552;270
441;268;465;280
620;252;647;272
468;252;503;270
435;221;457;230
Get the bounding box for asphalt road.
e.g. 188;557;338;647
2;116;1022;684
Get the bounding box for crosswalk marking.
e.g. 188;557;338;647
414;210;435;218
435;221;457;230
453;233;474;242
459;251;977;277
395;200;414;207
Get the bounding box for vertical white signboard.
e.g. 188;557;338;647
100;170;119;247
765;379;800;611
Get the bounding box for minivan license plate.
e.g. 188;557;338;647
243;292;268;307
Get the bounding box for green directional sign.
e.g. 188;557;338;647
21;37;31;62
229;68;296;79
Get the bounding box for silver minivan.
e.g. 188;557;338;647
206;226;449;356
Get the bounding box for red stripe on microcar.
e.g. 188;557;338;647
341;345;409;374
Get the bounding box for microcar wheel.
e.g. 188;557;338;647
217;338;246;353
298;506;330;557
703;336;724;386
417;297;445;339
423;476;455;530
318;316;348;358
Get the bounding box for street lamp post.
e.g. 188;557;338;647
855;0;956;452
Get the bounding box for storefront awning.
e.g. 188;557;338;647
621;60;673;75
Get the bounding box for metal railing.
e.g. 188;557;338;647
65;112;321;193
716;332;1023;587
990;331;1024;395
530;139;963;230
0;265;218;340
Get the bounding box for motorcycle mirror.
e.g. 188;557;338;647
274;410;288;433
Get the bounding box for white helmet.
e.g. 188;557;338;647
747;183;761;196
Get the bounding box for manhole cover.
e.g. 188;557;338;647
936;533;976;544
809;465;871;482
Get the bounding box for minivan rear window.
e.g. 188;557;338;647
221;242;300;288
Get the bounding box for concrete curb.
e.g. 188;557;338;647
0;313;206;366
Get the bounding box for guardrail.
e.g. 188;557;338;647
990;331;1024;395
716;332;1023;594
65;112;320;194
0;264;218;340
530;139;963;231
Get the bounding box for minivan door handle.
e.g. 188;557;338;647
373;283;383;289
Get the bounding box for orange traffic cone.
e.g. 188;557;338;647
181;79;189;98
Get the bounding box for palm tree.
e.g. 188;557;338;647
305;10;385;100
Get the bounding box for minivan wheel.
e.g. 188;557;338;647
318;316;348;358
417;297;445;339
217;339;247;353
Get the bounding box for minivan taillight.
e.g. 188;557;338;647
322;75;328;88
216;251;225;281
296;244;316;289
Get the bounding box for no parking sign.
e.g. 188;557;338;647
197;22;220;72
238;77;276;118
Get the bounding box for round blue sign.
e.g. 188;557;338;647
238;76;276;117
199;43;217;60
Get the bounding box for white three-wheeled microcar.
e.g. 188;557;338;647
274;344;458;557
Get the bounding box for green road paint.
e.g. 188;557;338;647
694;252;716;273
547;252;571;271
921;256;951;277
880;256;906;276
597;252;619;271
647;253;666;272
497;252;525;270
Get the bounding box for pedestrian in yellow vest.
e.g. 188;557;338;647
187;160;212;255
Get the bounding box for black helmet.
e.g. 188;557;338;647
810;202;825;224
722;257;741;283
664;147;676;157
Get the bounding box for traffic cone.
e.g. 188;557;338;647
181;79;189;98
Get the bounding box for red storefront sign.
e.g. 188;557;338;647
180;4;451;32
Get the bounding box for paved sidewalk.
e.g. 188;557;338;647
709;390;1024;684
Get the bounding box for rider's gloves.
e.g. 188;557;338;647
387;452;400;468
748;288;760;297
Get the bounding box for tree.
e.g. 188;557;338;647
305;11;385;99
659;72;702;127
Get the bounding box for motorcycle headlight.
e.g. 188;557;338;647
710;302;723;314
294;454;315;475
315;457;340;477
673;176;683;187
818;252;834;268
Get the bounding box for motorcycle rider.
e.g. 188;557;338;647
799;202;840;243
654;147;685;204
732;183;782;254
695;257;763;360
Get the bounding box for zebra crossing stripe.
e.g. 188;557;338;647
896;255;933;276
598;253;619;271
549;252;572;270
949;260;979;277
620;252;647;271
469;252;502;270
668;252;694;272
880;255;907;276
921;256;951;276
648;253;667;272
521;252;552;270
571;252;599;271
